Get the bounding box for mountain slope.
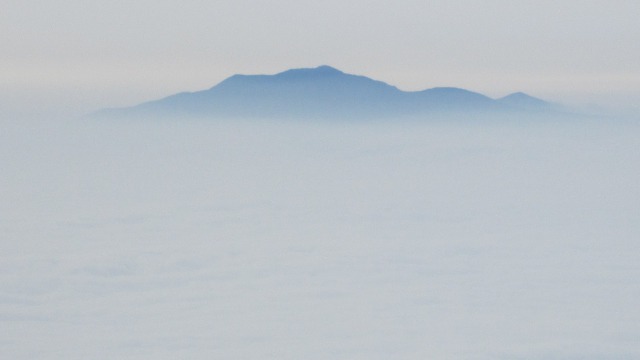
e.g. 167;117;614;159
497;92;553;112
96;66;552;119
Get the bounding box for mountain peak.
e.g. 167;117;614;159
498;92;552;111
314;65;342;72
501;92;536;100
95;66;559;119
274;65;345;78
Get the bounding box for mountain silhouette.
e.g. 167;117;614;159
95;66;554;119
497;92;554;111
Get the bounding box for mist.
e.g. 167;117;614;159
2;114;639;359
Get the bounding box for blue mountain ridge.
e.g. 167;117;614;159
96;65;554;119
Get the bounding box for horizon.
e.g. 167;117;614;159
3;2;640;358
2;0;640;119
94;64;566;121
5;63;639;119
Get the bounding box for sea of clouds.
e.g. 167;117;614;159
1;115;639;359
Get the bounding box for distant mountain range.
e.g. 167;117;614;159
95;65;557;119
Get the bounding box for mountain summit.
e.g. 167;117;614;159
96;66;554;119
497;92;554;111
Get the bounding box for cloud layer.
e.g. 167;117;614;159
2;115;639;358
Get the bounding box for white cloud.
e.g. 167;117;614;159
1;116;639;358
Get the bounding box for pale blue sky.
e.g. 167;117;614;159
2;0;639;117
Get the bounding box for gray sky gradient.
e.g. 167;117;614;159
2;0;639;117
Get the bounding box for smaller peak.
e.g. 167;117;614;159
313;65;343;73
498;92;552;110
499;92;547;102
503;92;530;99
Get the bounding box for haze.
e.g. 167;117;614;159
2;1;640;359
2;0;640;118
2;116;640;359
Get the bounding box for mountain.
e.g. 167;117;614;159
497;92;554;112
95;66;554;119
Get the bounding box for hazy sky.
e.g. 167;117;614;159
2;0;639;117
